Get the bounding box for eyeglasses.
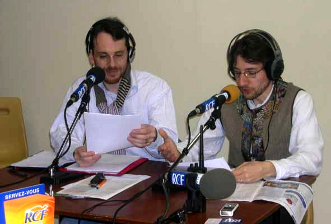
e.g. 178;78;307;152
94;51;127;64
233;67;264;79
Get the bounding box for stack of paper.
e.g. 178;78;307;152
56;174;150;200
11;150;72;168
62;154;147;176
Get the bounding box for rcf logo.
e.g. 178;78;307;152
24;204;49;223
205;100;215;111
171;172;185;186
220;218;242;223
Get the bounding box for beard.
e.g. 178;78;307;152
103;66;126;84
240;80;272;101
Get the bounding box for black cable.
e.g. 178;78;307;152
111;178;160;224
61;105;72;158
263;81;278;153
77;199;128;224
186;116;192;149
155;179;170;224
0;168;48;188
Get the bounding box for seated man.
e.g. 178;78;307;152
50;16;178;167
159;29;323;184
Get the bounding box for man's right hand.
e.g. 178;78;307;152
73;146;101;167
158;129;180;162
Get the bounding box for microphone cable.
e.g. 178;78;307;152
157;114;192;223
259;81;279;159
77;198;129;224
186;115;192;149
0;168;48;189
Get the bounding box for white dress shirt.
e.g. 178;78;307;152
178;89;323;180
50;70;178;161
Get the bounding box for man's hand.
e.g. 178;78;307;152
232;161;276;183
158;129;180;162
128;124;157;148
73;146;101;167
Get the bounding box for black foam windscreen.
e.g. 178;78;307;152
86;66;106;84
199;168;236;200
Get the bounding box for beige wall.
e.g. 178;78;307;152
0;0;330;223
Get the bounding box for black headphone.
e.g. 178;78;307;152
227;29;284;81
85;17;136;63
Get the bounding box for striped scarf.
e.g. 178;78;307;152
94;64;131;154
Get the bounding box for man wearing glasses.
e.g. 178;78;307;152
50;17;178;168
159;29;323;184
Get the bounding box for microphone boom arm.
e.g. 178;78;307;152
41;92;90;196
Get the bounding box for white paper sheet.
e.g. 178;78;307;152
84;112;142;154
65;154;143;175
11;150;72;168
56;174;150;200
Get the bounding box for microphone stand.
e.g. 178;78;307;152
40;92;90;196
113;100;223;224
159;98;222;223
184;125;207;214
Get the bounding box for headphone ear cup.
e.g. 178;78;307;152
270;56;284;80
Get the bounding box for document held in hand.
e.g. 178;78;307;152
84;112;142;154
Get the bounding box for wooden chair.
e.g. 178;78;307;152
0;97;28;168
301;201;314;224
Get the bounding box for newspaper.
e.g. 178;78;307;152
225;180;313;224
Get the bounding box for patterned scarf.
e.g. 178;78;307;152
237;80;288;161
93;64;131;154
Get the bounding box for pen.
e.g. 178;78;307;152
96;179;107;189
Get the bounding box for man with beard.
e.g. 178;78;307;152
50;17;178;168
158;29;323;184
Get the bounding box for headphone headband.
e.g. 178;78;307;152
227;29;284;80
85;18;136;63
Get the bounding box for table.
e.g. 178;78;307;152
0;161;315;224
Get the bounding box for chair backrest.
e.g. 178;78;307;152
0;97;28;168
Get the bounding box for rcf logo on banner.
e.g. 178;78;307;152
4;194;54;224
24;204;49;223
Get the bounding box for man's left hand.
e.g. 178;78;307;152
128;124;157;148
232;161;276;183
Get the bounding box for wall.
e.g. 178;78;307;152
0;0;330;223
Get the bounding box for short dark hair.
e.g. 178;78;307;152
85;17;130;55
227;34;275;78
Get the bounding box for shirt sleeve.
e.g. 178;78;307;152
50;78;86;161
143;82;179;159
269;90;324;179
177;109;226;162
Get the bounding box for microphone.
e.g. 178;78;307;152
169;168;236;199
188;84;240;117
66;67;106;107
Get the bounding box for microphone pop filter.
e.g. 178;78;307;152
200;168;236;200
86;66;106;84
222;84;240;104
